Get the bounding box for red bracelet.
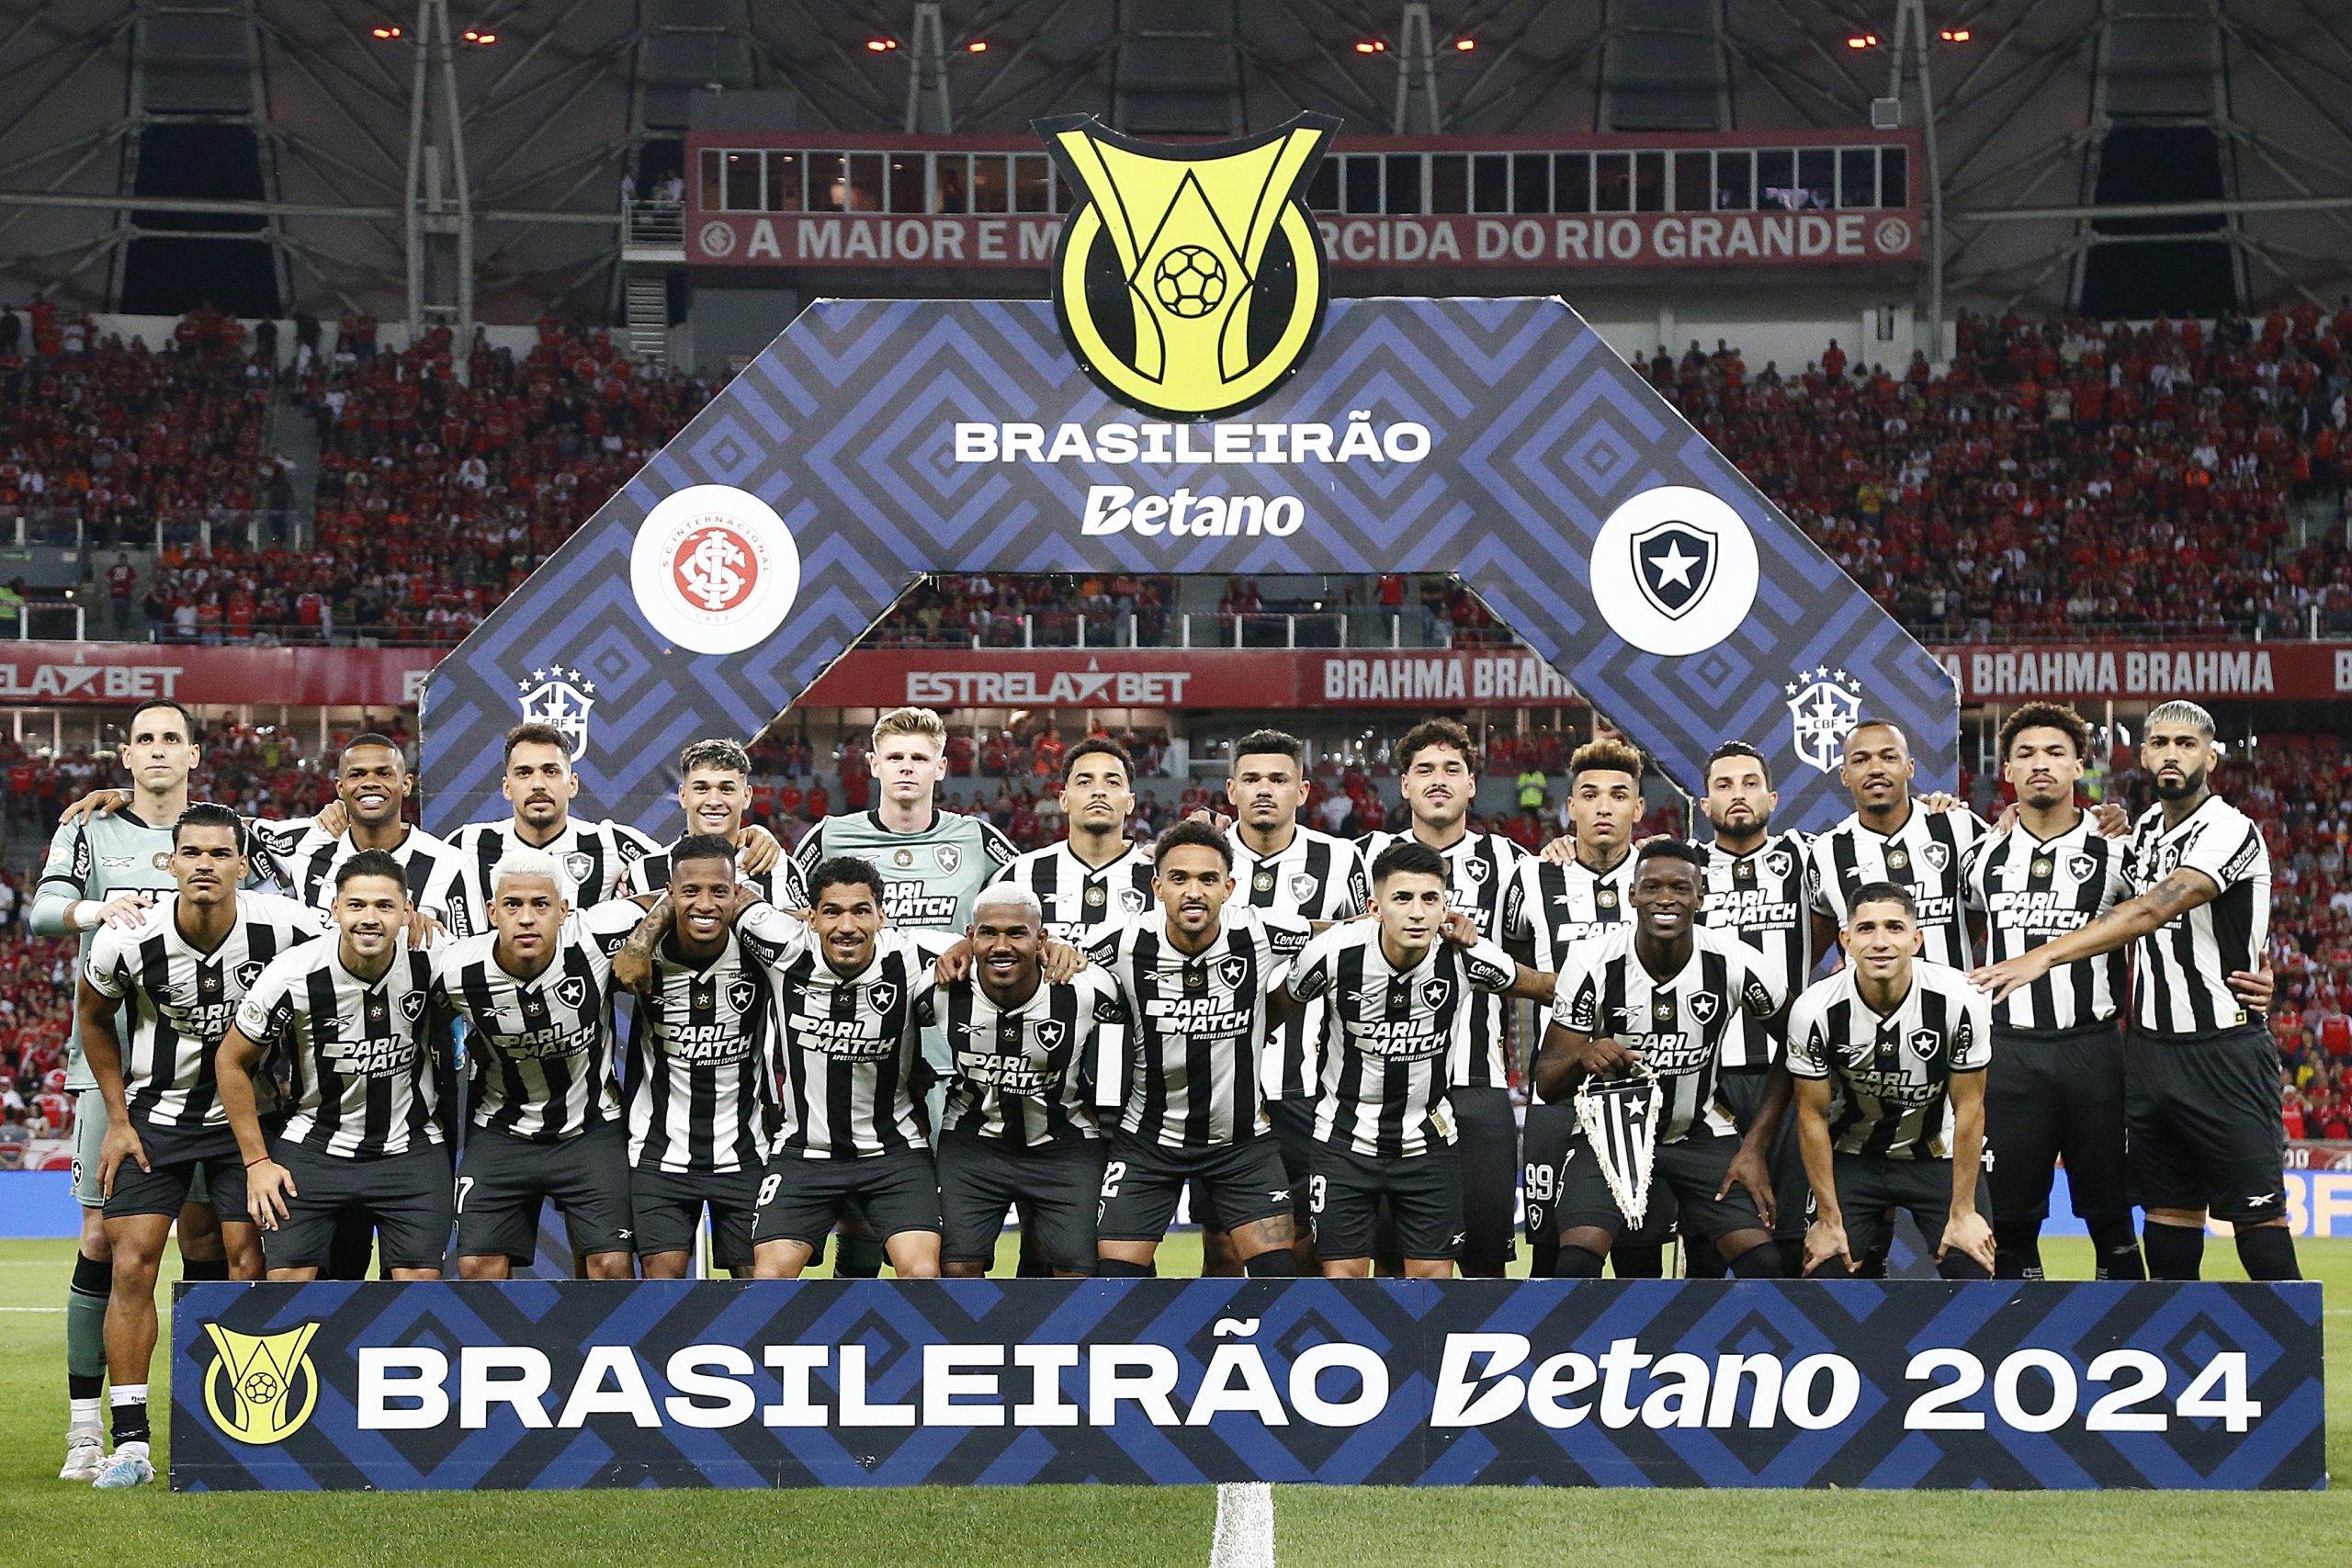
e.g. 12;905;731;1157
244;1156;272;1168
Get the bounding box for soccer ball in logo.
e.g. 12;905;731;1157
242;1369;283;1404
1151;246;1227;319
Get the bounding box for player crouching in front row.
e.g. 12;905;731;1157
1788;883;1997;1280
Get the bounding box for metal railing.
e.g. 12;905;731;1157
622;198;685;246
3;507;305;555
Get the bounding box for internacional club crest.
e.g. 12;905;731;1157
1039;111;1337;420
1787;667;1866;774
516;664;595;761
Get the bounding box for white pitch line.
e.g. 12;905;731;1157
0;1306;65;1313
1208;1481;1275;1568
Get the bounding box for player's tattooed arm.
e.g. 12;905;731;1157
1971;865;2219;1001
613;896;673;995
1505;963;1555;1004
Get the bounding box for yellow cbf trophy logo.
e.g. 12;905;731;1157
202;1320;321;1445
1038;112;1338;421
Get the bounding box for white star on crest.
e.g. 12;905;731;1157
1648;540;1701;589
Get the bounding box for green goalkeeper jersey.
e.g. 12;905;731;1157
791;807;1018;931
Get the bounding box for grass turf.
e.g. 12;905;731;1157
0;1235;2337;1567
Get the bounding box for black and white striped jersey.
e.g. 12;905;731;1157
623;929;775;1175
2120;795;2271;1039
274;822;468;925
625;835;807;911
1808;805;1988;968
1357;829;1526;1090
924;970;1120;1148
1548;929;1784;1144
444;817;661;937
991;839;1158;937
1507;847;1639;972
431;900;641;1142
1086;908;1313;1148
1288;925;1519;1158
1229;824;1368;1104
84;891;325;1134
233;943;441;1156
1963;818;2129;1032
738;904;945;1160
1698;831;1816;1058
1785;962;1992;1160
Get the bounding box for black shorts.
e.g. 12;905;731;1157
1831;1152;1957;1262
935;1130;1104;1274
104;1120;249;1224
2125;1023;2290;1226
265;1138;453;1272
1308;1140;1462;1263
632;1165;763;1270
1554;1126;1766;1244
1521;1095;1577;1247
456;1121;633;1264
1715;1064;1807;1240
1452;1085;1518;1272
1097;1130;1293;1244
1265;1097;1319;1229
1987;1022;2129;1225
752;1146;940;1249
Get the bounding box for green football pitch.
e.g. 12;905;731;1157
0;1235;2339;1567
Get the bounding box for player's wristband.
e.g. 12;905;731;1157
244;1156;274;1168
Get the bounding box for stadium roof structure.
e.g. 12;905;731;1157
3;0;2350;329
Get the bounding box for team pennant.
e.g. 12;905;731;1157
1575;1069;1664;1228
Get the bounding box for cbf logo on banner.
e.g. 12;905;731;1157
419;114;1955;838
170;1280;2323;1491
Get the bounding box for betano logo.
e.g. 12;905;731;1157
202;1320;322;1445
1038;112;1338;421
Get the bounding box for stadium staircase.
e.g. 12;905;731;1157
268;384;323;547
625;274;669;370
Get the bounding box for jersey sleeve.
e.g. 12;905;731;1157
1500;856;1533;946
1783;994;1830;1079
1082;921;1126;969
1084;967;1129;1027
977;819;1019;871
1951;982;1993;1074
1733;942;1787;1018
1460;937;1517;994
581;898;648;954
2178;810;2267;894
1550;945;1602;1034
83;921;134;999
609;819;662;861
770;852;809;910
232;954;301;1046
1338;845;1371;918
28;820;86;935
1256;910;1314;978
1284;927;1342;1001
790;818;828;876
1807;837;1839;918
622;856;655;897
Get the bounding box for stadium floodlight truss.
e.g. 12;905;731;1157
3;0;2351;320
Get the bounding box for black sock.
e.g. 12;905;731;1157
1855;1245;1890;1280
2087;1219;2145;1281
1682;1230;1729;1280
182;1257;230;1282
2234;1224;2301;1281
1528;1239;1559;1279
1775;1239;1806;1277
2143;1224;2205;1280
1936;1251;1992;1280
1727;1241;1782;1279
1994;1220;2044;1280
1808;1254;1853;1280
1242;1248;1299;1278
1611;1240;1664;1279
1096;1258;1152;1278
111;1398;150;1448
834;1234;884;1279
1555;1245;1606;1279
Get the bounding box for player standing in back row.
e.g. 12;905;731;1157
1973;700;2297;1281
1357;719;1528;1278
1221;728;1367;1270
443;723;664;933
1808;719;1987;969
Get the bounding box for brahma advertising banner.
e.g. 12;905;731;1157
171;1279;2323;1492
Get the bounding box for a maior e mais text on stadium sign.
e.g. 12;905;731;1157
171;1280;2322;1492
